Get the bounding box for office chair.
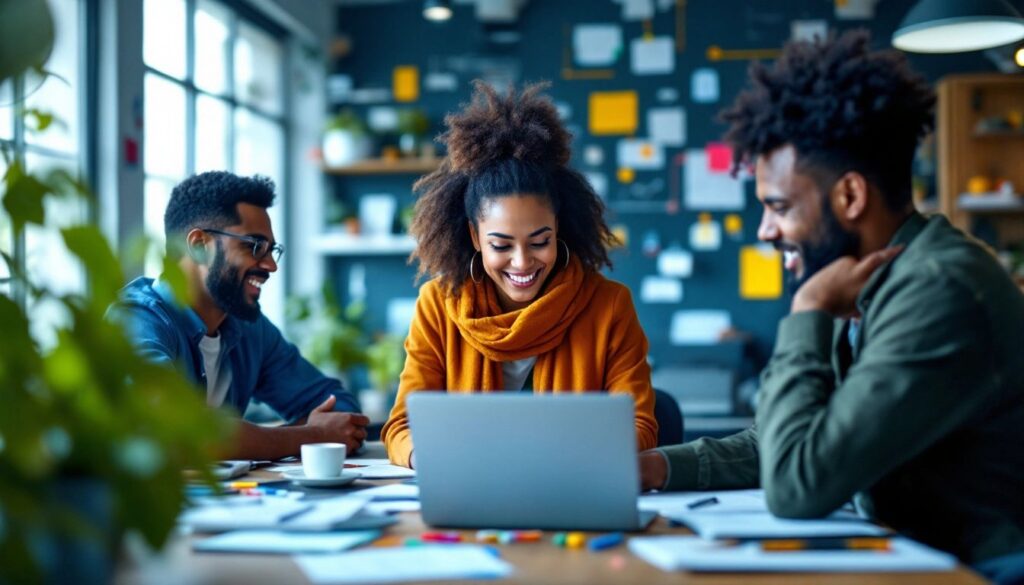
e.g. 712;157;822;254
653;388;684;446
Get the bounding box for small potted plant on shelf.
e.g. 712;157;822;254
323;108;372;167
363;334;406;422
396;108;429;158
286;283;369;387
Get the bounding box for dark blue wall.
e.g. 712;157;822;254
328;0;998;375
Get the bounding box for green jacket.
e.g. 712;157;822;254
658;213;1024;564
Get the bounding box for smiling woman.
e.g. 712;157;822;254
380;81;658;468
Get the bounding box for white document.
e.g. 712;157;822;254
657;248;693;278
349;459;416;480
629;536;956;573
639;489;767;516
617;139;665;170
640;276;683;303
648;107;686;146
688;219;722;251
296;545;514;584
573;24;623;66
193;530;379;554
670;511;889;540
619;0;655;21
669;310;731;346
181;496;368;532
365;500;422;515
352;483;419;501
690;68;720;103
684;150;745;211
631;36;675;75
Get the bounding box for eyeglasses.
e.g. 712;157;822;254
200;228;285;263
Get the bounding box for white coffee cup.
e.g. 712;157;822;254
300;442;347;479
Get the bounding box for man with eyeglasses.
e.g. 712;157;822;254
110;171;368;460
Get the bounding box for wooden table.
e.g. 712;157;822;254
116;444;987;585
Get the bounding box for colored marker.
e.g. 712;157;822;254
566;532;587;549
514;530;543;543
476;530;500;544
588;532;625;551
227;481;259;489
552;532;568;547
761;537;891;552
422;531;462;543
687;496;719;510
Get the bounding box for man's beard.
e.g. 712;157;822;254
206;245;263;322
785;198;861;295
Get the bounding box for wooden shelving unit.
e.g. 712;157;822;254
937;74;1024;247
323;157;441;176
312;232;416;256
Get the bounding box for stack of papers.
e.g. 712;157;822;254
194;530;380;554
629;535;957;573
295;545;513;583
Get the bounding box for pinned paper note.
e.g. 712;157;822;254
648;107;686;146
658;248;694;278
617;167;636;184
656;87;679;103
393;66;419;102
670;310;731;345
367;107;399;133
584;172;609;198
740;245;783;300
631;36;675;75
620;0;655;21
706;142;732;173
611;224;629;247
589;91;638;135
618;139;665;170
724;214;743;238
689;215;722;251
573;24;623;66
684;149;745;211
641;276;684;303
642;230;662;257
423;72;457;92
583;145;604;167
555;101;572;121
791;19;828;42
691;68;720;103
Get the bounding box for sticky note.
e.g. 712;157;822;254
684;149;745;211
689;218;722;251
657;248;693;277
706;142;732;173
631;36;675;76
648;107;686;146
393;66;419;103
740;245;783;300
691;68;720;103
640;276;683;303
617;167;636;184
589;91;638;135
617;139;664;170
574;24;623;66
724;214;743;236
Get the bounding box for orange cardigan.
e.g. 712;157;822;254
382;270;658;467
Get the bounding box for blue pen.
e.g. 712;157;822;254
587;532;625;551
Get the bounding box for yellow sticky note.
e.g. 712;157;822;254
740;245;782;300
725;214;743;235
589;91;638;135
393;66;419;102
617;167;635;183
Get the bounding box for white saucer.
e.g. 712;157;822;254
281;469;360;487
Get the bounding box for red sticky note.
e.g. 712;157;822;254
706;142;732;173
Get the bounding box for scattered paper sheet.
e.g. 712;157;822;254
365;500;422;515
617;139;665;170
740;245;783;300
296;545;513;584
648;107;686;146
640;276;683;303
690;68;720;103
193;530;379;554
181;496;369;532
352;483;419;501
685;150;745;211
393;66;419;102
657;248;693;278
670;310;731;345
631;36;675;75
348;458;416;480
639;489;767;516
573;24;623;66
589;91;638;135
629;536;956;573
667;510;888;541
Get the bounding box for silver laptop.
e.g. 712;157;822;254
407;393;656;531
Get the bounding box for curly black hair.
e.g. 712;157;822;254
164;171;276;258
409;81;617;295
720;29;935;210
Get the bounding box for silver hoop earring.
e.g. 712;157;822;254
469;251;483;284
559;239;570;270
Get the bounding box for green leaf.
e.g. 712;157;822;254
24;108;53;132
2;163;48;233
61;227;123;308
160;255;193;307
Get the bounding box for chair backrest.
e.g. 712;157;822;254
653;387;684;446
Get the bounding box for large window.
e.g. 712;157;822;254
143;0;288;324
0;0;87;346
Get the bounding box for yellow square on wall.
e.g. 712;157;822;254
589;91;638;135
739;244;782;300
393;66;420;102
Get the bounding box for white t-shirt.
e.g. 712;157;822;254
502;356;538;392
198;333;232;407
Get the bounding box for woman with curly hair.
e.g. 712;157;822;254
381;81;657;468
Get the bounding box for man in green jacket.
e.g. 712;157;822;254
640;30;1024;576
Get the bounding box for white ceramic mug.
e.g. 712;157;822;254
300;442;347;479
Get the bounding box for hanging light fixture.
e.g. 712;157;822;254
423;0;452;22
892;0;1024;53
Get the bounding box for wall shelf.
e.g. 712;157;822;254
312;232;416;256
957;193;1024;213
323;158;441;176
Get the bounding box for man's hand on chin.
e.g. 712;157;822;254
305;395;371;453
792;246;903;318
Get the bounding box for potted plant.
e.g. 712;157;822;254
322;108;372;167
363;334;406;421
396;108;429;157
1;7;233;580
286;283;368;384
